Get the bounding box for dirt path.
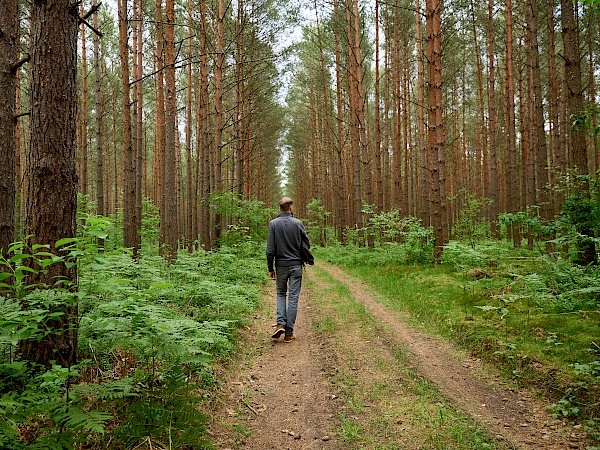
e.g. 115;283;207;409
207;262;589;449
205;272;343;449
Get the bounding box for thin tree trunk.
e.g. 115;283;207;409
155;0;167;251
93;0;104;216
333;0;348;238
547;0;562;214
374;0;383;211
213;0;225;245
346;0;362;229
235;0;245;196
80;3;88;197
164;0;178;259
527;0;549;218
588;14;598;173
561;0;587;174
198;0;211;249
471;0;487;198
134;0;143;251
0;0;18;257
185;0;194;250
487;0;499;232
119;0;138;256
416;0;428;222
111;93;118;214
505;0;520;247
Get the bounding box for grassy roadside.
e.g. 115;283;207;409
307;266;512;449
315;243;600;444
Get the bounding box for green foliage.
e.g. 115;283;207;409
321;217;433;267
551;171;600;265
0;360;119;449
210;191;276;247
327;242;600;439
441;240;511;271
111;364;208;448
0;205;267;447
141;196;161;246
336;209;433;262
305;199;333;246
450;191;492;247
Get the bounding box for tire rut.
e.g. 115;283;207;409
318;261;587;450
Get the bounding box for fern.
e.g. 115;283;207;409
54;408;112;434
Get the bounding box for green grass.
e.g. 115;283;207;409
309;265;512;449
318;242;600;434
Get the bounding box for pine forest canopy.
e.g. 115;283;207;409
1;0;600;258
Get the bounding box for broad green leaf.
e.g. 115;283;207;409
0;273;13;282
87;229;109;239
7;243;26;253
55;237;79;248
8;254;31;263
32;244;50;251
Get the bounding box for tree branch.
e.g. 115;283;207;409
80;16;104;37
81;2;102;21
11;54;30;73
15;112;30;121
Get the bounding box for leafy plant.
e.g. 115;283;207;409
450;190;492;247
306;198;332;246
210;191;275;246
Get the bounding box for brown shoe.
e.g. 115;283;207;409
271;325;285;339
284;334;295;343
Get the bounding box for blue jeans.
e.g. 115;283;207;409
275;265;303;336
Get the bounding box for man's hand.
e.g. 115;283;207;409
269;271;276;280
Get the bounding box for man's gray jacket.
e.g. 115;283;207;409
266;212;310;272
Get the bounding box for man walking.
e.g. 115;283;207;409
266;197;310;342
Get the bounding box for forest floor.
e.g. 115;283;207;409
204;262;591;449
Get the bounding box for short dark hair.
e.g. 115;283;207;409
279;197;293;211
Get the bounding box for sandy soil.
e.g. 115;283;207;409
205;262;590;449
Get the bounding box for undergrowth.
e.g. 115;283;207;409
320;239;600;444
0;200;267;449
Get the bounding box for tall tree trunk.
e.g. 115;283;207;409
471;0;487;198
426;0;445;260
164;0;178;259
119;0;138;256
213;0;225;245
416;0;428;223
93;0;104;216
111;93;119;214
346;0;362;229
351;0;372;245
155;0;167;251
80;3;88;197
22;0;79;367
198;0;211;250
561;0;587;174
0;0;18;258
134;0;143;252
547;0;562;214
487;0;499;232
234;0;245;196
333;0;348;238
374;0;383;211
185;0;194;250
588;14;598;173
527;0;549;219
505;0;520;247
